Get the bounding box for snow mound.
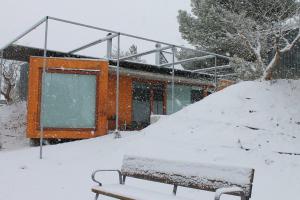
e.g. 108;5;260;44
0;101;28;150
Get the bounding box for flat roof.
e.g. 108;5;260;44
3;44;214;83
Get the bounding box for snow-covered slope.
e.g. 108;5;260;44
144;79;300;153
0;80;299;200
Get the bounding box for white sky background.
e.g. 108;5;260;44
0;0;192;63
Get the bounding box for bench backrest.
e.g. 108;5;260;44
121;155;254;198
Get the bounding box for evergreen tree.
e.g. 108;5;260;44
112;44;145;63
178;0;300;79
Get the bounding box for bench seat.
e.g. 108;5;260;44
92;185;193;200
91;155;255;200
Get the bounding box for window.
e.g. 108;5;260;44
152;84;164;115
191;89;204;103
167;84;191;114
132;81;165;128
41;70;98;129
132;82;151;125
167;85;204;114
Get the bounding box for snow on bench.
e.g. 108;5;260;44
91;155;255;200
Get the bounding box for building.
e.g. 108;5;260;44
26;56;214;139
0;17;234;141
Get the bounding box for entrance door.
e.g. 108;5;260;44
132;82;151;128
132;81;165;129
152;84;164;115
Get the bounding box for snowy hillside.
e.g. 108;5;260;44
0;80;299;200
145;79;300;153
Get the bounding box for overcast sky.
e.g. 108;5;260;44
0;0;192;61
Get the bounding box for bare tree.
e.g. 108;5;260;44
0;60;21;104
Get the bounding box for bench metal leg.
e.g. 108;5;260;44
94;193;99;200
214;187;246;200
122;175;126;184
173;185;178;195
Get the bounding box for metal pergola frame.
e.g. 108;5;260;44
0;16;234;159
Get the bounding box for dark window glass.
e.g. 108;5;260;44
191;89;204;103
152;84;164;115
132;82;151;127
132;82;165;128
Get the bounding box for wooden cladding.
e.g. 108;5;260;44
27;57;108;139
27;57;216;139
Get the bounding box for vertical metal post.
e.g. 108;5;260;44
114;33;121;138
214;56;217;89
171;46;175;114
155;43;162;65
106;33;113;59
0;50;3;150
214;56;218;91
0;50;3;99
40;17;49;159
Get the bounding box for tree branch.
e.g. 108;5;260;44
280;29;300;53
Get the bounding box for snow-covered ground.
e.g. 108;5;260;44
0;101;28;150
0;80;299;200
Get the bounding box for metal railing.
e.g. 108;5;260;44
0;16;234;159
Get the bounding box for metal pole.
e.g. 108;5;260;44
119;45;172;61
48;16;119;35
171;47;175;114
155;43;162;65
159;55;215;68
214;56;217;89
68;33;118;54
0;17;47;51
47;16;230;60
40;17;49;159
114;33;121;138
106;33;113;59
192;64;232;72
0;50;3;100
0;50;2;150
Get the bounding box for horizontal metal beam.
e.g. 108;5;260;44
68;33;119;54
48;16;120;35
0;16;47;51
178;46;230;60
120;33;230;59
161;50;173;54
108;65;214;86
119;45;172;61
199;72;237;78
159;55;215;68
47;16;230;60
217;73;238;78
193;65;233;72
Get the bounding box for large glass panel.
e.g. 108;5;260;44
152;84;164;115
41;72;97;129
167;84;192;114
132;82;151;127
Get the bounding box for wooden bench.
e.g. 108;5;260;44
91;155;255;200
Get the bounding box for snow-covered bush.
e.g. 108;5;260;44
230;55;263;81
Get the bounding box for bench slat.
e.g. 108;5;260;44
92;185;192;200
92;187;135;200
121;155;254;198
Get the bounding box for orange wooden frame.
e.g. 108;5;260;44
27;57;108;139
